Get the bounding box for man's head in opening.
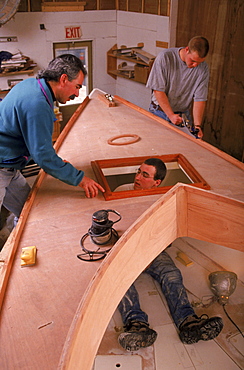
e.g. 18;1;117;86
134;158;167;190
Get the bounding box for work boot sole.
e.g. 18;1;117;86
118;329;157;351
179;317;223;344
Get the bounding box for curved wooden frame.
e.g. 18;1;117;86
59;183;244;369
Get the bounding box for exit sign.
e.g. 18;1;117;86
65;26;82;39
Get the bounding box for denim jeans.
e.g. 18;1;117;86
149;104;195;138
0;168;31;218
118;250;195;329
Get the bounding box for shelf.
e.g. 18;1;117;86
107;52;149;67
108;70;144;84
0;69;35;77
0;89;10;95
107;44;155;84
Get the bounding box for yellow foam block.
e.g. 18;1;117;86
176;251;193;266
21;246;37;267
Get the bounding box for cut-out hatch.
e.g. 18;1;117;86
91;154;210;201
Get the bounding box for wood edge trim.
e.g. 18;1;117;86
0;170;46;311
113;95;244;171
54;96;90;152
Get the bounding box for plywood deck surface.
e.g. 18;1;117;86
0;89;243;369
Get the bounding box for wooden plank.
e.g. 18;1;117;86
59;184;244;369
41;2;86;11
187;189;244;252
156;40;169;48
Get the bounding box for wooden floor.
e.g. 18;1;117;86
0;89;243;369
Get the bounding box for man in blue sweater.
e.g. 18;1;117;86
0;54;104;223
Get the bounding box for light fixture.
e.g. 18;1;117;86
208;271;237;305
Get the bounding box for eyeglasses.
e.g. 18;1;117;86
136;168;155;179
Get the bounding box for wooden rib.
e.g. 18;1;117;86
59;183;179;370
114;95;244;171
0;96;90;311
59;184;244;369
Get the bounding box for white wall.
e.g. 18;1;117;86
116;11;169;109
0;10;117;92
0;10;170;109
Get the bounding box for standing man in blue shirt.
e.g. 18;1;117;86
0;54;104;224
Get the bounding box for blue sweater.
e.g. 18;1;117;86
0;78;84;186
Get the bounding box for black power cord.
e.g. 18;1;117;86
222;304;244;338
77;228;119;262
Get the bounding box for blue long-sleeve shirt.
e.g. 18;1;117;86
0;78;84;186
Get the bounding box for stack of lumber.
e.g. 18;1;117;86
0;52;36;74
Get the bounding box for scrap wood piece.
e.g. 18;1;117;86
132;49;155;64
176;251;193;266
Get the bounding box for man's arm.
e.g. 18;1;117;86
192;101;206;139
153;90;183;125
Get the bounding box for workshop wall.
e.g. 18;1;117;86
0;10;169;109
114;11;170;110
175;0;244;161
2;5;241;161
0;10;117;92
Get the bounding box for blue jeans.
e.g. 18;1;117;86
118;250;195;329
149;104;195;138
0;169;31;218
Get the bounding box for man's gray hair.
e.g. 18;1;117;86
37;54;87;82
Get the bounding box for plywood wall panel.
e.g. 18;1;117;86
176;0;244;161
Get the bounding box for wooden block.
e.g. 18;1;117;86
156;40;169;49
98;93;116;107
20;246;37;267
176;251;193;266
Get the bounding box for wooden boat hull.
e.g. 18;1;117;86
0;89;243;369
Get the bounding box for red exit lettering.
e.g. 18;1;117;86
65;27;82;39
